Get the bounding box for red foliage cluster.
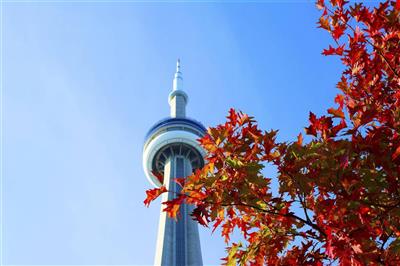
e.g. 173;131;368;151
145;1;400;264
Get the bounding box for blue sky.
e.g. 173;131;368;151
4;1;344;265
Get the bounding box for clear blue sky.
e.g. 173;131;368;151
4;1;343;265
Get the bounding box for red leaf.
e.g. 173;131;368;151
174;177;186;188
334;94;345;108
227;108;238;126
144;186;167;207
396;0;400;11
212;218;223;233
336;76;348;92
325;227;335;258
359;205;370;215
322;44;345;55
152;170;164;184
332;24;346;40
309;112;317;124
305;112;318;136
191;205;209;227
331;119;347;135
227;207;236;218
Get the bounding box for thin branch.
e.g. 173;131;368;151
380;231;394;251
167;188;327;238
286;172;313;224
218;201;327;238
299;194;313;224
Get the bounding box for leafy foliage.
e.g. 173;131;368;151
145;1;400;264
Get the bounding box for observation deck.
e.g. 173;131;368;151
143;117;206;187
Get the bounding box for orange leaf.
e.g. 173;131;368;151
334;94;345;108
296;133;303;146
144;186;167;207
318;16;331;31
328;107;345;119
162;194;186;219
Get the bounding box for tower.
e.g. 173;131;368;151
143;60;205;266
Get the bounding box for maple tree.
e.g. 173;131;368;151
145;0;400;265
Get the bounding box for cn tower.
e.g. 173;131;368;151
143;60;205;265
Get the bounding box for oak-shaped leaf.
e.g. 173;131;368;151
144;186;167;207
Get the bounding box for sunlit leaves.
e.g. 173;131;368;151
144;0;400;264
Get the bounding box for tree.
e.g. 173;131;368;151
145;1;400;264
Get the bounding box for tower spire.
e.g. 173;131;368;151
169;59;188;118
173;58;182;91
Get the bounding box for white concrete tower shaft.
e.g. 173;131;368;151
154;144;203;266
